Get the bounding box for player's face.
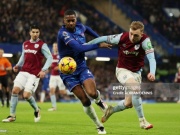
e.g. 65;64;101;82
29;29;40;41
64;15;77;31
53;43;58;53
129;28;143;43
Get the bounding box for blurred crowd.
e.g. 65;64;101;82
126;0;180;45
0;0;121;45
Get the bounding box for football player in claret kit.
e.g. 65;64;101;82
48;42;67;111
57;9;112;134
2;24;53;123
86;21;156;130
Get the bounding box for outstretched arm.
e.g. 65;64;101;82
85;34;122;45
68;40;111;53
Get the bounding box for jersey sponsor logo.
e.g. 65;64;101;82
24;49;37;54
123;50;139;56
52;59;59;63
34;44;39;48
63;31;70;40
134;44;140;50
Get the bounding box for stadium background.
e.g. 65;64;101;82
0;0;180;103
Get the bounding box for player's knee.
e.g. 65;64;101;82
124;102;133;108
87;90;97;99
12;88;20;94
23;92;31;100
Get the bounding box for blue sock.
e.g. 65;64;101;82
50;95;56;108
113;100;127;113
27;96;39;112
10;94;18;116
132;94;144;118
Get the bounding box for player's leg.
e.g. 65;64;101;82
24;75;40;122
129;73;153;129
2;72;27;122
101;68;133;123
72;85;106;134
48;76;57;111
5;87;10;107
80;69;108;112
0;83;4;107
2;75;10;107
2;86;20;122
40;91;45;103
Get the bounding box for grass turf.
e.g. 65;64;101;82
0;102;180;135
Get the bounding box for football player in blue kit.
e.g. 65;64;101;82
57;9;111;134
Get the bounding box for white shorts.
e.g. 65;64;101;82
49;75;66;90
116;68;142;85
14;71;40;93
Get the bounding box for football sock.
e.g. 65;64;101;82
27;96;39;112
0;90;4;105
132;94;144;118
50;95;56;108
83;105;103;128
94;90;101;103
6;91;10;107
10;94;18;117
40;92;45;102
113;100;127;113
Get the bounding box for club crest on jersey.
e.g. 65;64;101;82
34;44;39;48
134;44;140;50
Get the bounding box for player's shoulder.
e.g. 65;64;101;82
59;26;70;37
119;32;129;41
76;22;86;30
23;40;30;44
142;34;149;40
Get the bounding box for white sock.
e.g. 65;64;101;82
40;92;45;102
50;95;56;108
94;90;101;103
83;105;103;128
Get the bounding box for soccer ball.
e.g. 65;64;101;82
58;57;77;74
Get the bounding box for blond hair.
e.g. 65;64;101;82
130;21;144;32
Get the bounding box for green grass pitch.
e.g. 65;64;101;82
0;102;180;135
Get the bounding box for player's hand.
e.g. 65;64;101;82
37;71;46;78
99;42;112;49
13;65;19;72
147;73;155;81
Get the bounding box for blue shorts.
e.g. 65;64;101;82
62;68;94;91
42;83;49;92
41;74;50;92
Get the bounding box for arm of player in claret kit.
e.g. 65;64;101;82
16;46;25;67
84;34;122;45
41;43;53;71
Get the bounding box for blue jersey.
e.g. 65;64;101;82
57;23;99;75
57;23;99;91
